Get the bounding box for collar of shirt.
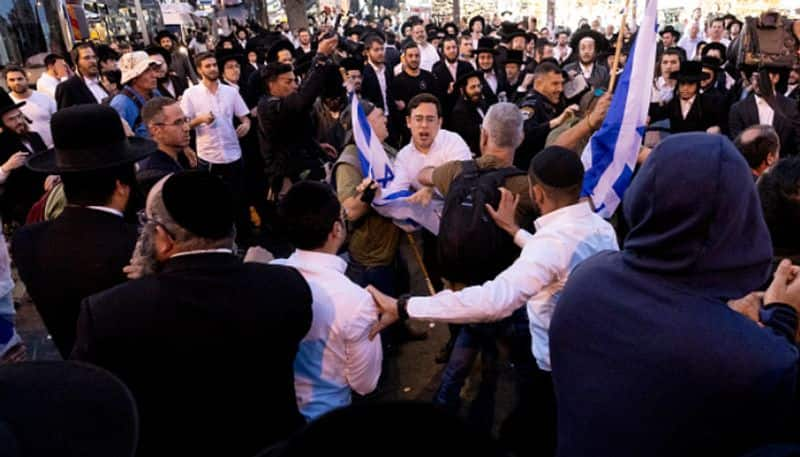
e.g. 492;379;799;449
786;84;798;96
580;62;594;75
680;95;696;114
86;206;124;218
369;61;385;74
534;201;592;231
83;75;102;87
170;248;234;259
287;249;347;274
754;95;775;124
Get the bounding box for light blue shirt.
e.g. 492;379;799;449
110;87;161;138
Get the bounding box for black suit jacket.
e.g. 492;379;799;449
12;206;137;357
0;131;47;223
649;93;723;134
55;74;107;109
361;62;395;115
432;60;474;119
71;253;313;457
448;97;484;156
156;74;188;100
729;94;800;156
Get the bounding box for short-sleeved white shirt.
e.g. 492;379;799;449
180;82;249;164
10;91;56;148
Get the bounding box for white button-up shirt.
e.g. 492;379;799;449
418;41;440;72
394;129;472;190
181;82;249;164
755;95;775;126
483;70;498;93
369;61;390;115
406;202;619;371
579;62;594;81
84;75;107;103
10;90;56;148
680;95;696;119
554;45;572;64
272;250;382;421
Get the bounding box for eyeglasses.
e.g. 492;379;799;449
153;117;190;128
137;209;175;239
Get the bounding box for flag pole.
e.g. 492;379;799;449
608;0;631;94
406;233;436;296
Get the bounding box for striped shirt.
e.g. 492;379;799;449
407;201;619;371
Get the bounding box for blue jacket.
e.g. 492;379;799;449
110;87;161;139
550;133;799;457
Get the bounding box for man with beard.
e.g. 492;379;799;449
410;22;439;72
0;91;47;224
448;71;487;156
111;51;163;139
553;31;571;65
138;97;196;194
155;30;198;85
786;65;799;102
12;105;148;359
5;65;57;148
341;57;364;95
71;170;313;457
649;61;723;134
392;42;436;111
55;43;109;109
433;35;474;123
503;50;526;102
475;37;506;105
563;32;610;90
516;62;576;170
181;52;251;244
145;46;187;100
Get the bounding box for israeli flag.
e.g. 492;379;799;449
581;0;658;218
350;93;442;234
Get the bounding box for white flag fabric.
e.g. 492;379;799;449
581;0;659;218
349;93;442;234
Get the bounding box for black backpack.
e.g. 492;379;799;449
437;161;526;286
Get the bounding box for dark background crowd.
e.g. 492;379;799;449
0;5;798;457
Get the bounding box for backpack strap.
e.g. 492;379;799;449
121;86;144;131
461;160;480;178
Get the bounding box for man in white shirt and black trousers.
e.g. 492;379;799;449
368;146;619;456
181;51;252;245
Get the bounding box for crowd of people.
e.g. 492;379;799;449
0;6;799;457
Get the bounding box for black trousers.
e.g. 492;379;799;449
207;158;252;247
499;367;556;457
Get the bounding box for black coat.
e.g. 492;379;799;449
448;97;484;157
432;60;474;119
729;94;800;156
362;62;396;115
479;70;508;106
12;206;137;358
55;74;107;109
648;93;724;134
516;91;563;170
0;131;47;223
156;74;188;100
563;61;611;90
71;253;312;457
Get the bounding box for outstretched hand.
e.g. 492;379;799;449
367;285;399;340
485;187;520;236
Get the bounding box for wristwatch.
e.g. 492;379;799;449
397;294;411;321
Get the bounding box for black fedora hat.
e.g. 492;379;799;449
659;25;681;41
505;49;524;65
0;361;138;457
454;70;484;91
266;39;295;63
0;90;25;117
475;37;497;55
154;29;178;44
215;48;244;68
669;61;711;83
570;26;610;55
701;55;723;71
469;15;486;31
27;104;155;173
727;17;743;31
702;42;727;59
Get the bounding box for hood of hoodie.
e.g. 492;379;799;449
622;132;772;298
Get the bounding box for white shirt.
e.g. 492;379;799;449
755;95;775;126
417;41;440;72
369;61;390;115
651;76;675;104
171;248;233;258
579;62;594;80
680;95;696;119
36;72;62;99
483;70;498;93
407;202;619;370
678;35;703;60
554;45;572;64
709;37;731;47
394;129;472;190
180;81;249;164
162;79;176;98
785;84;798;98
9;91;56;148
446;60;458;81
83;75;107;103
272;250;382;420
86;206;124;218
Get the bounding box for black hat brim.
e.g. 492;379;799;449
26;137;156;173
454;70;484;90
0;100;26;117
570;29;610;54
669;74;711;83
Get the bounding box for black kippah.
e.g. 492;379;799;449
162;171;234;239
531;146;585;188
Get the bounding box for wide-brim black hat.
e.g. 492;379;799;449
0;90;25;117
27;104;155;173
266;39;295;63
504;49;524;65
469;15;485;30
454;70;483;90
669;61;711;83
475;37;497;55
570;27;610;55
727;18;743;31
216;49;244;68
659;25;681;41
701;56;723;71
154;29;178;44
340;56;364;72
702;42;727;58
0;361;138;457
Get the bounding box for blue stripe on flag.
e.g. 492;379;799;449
611;165;633;199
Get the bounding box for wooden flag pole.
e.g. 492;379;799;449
406;233;436;296
608;0;631;94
